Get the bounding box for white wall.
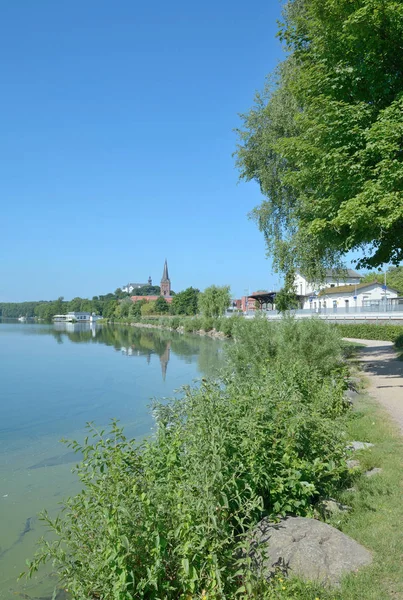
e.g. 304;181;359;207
295;272;361;299
303;283;398;310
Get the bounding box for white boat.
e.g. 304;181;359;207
53;312;102;323
18;316;27;322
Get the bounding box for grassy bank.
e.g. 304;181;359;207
333;393;403;599
24;318;403;598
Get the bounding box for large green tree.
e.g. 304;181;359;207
154;296;170;314
236;0;403;280
198;285;231;317
170;287;200;315
362;265;403;293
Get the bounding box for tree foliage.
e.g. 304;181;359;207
274;272;299;313
141;301;157;316
198;285;231;317
170;287;200;315
154;296;170;314
130;285;161;297
362;265;403;293
236;0;403;279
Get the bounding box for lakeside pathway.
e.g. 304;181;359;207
344;338;403;432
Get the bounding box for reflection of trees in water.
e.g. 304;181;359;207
46;324;225;379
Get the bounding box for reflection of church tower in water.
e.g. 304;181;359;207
160;259;171;297
159;341;171;382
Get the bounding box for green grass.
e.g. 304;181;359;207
332;394;403;600
270;392;403;600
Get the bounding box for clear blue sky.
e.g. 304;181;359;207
1;1;306;301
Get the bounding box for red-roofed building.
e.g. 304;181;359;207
131;294;173;304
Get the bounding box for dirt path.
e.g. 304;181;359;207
344;338;403;432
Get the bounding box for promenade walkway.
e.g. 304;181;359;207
344;338;403;432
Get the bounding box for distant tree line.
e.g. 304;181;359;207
0;285;232;321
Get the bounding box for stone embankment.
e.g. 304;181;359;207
129;321;227;339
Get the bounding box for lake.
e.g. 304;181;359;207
0;321;224;599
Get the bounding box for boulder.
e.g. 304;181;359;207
346;376;361;390
347;441;374;451
365;467;382;478
317;498;351;519
346;459;361;469
344;389;359;405
250;516;372;587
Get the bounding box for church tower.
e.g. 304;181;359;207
160;259;171;297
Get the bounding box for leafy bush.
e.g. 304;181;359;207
26;318;349;599
200;317;214;332
228;315;344;379
218;316;238;337
191;317;202;331
337;324;403;346
26;369;347;599
183;319;195;333
170;316;181;329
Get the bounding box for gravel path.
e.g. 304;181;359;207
344;338;403;432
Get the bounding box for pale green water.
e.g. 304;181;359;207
0;322;224;599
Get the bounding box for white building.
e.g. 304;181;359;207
317;282;398;311
295;269;362;301
122;277;152;293
295;270;400;310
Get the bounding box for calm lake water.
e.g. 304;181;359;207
0;321;224;600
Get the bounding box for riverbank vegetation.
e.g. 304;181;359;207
26;318;354;599
337;324;403;349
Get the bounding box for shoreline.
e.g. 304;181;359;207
106;319;229;339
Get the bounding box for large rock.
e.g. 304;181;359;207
347;441;374;451
317;498;351;519
251;516;372;587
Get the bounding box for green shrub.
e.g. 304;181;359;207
25;317;349;599
191;317;202;331
170;316;181;329
200;316;214;332
228;315;344;379
183;319;195;333
396;333;403;348
218;316;238;337
337;324;403;345
26;364;348;599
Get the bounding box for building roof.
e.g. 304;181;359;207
325;268;362;278
319;281;398;296
161;259;170;283
125;282;148;288
248;291;277;304
131;295;173;303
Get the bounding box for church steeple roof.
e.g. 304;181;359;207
161;259;170;283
